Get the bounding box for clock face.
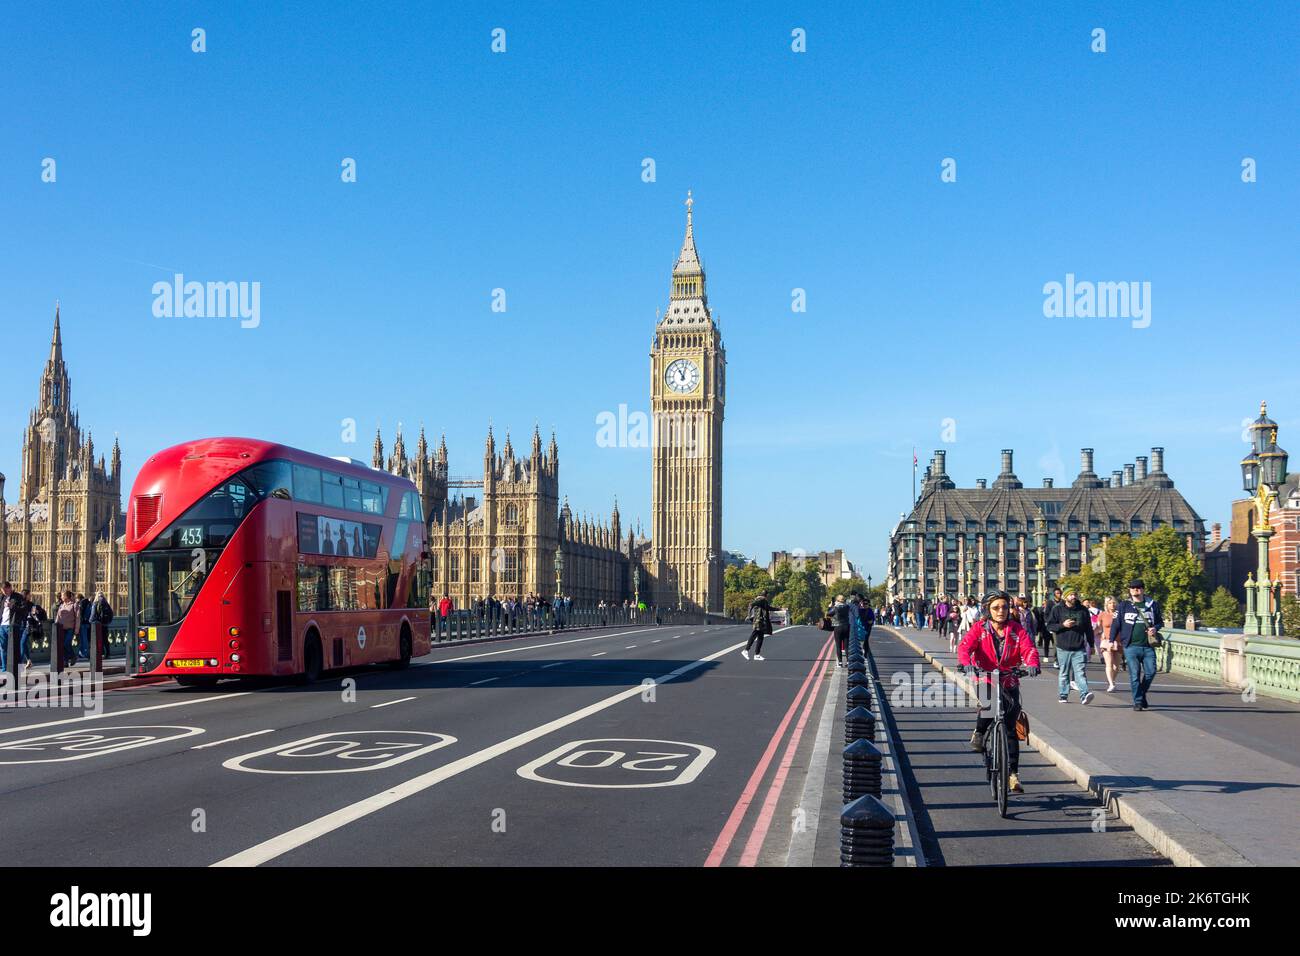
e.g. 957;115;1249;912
665;358;700;394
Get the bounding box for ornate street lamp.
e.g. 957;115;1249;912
553;548;564;602
963;531;974;600
1242;402;1288;636
1035;510;1048;609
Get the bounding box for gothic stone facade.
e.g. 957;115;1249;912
648;193;725;614
1;308;127;613
374;424;641;609
888;446;1206;601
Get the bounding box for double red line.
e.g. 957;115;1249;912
704;634;835;867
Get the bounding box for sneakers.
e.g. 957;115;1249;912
1140;699;1149;710
1008;773;1024;793
1106;683;1115;693
1058;695;1068;703
1070;681;1078;690
754;654;765;661
740;650;749;660
969;729;986;752
1081;691;1094;705
1133;702;1142;711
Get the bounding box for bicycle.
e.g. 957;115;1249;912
970;665;1028;818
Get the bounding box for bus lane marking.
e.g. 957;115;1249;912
517;739;716;789
224;731;455;775
0;726;204;764
213;631;790;867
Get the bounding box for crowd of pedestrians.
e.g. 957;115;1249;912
0;582;114;671
430;593;651;634
883;579;1166;712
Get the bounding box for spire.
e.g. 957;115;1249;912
372;427;384;469
548;429;558;461
485;423;496;457
531;423;542;458
51;301;63;364
663;192;710;326
437;432;448;464
417;424;428;461
502;429;514;460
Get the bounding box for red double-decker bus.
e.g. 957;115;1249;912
126;437;431;686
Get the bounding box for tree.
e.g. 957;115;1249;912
1282;594;1300;638
724;562;776;621
771;559;827;625
1059;527;1209;619
1201;587;1244;628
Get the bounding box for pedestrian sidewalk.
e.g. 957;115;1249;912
881;624;1300;867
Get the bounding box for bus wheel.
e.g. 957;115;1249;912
391;625;412;670
301;632;323;684
176;675;218;689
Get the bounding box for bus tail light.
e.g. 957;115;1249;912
228;627;240;637
229;639;240;650
230;653;241;663
231;663;241;673
208;658;219;667
138;642;148;652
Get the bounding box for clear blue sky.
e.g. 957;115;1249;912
2;1;1297;581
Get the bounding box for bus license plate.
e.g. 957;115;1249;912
171;659;206;668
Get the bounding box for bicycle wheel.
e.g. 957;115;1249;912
985;722;998;797
996;723;1010;818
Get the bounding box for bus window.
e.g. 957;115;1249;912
322;472;345;509
361;481;382;514
243;459;293;499
293;465;322;503
342;477;362;512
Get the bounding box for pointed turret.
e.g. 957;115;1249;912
661;191;711;327
502;430;514;461
531;423;542;460
372;427;384;469
437;433;448;465
416;424;428;462
111;435;121;480
51;301;64;365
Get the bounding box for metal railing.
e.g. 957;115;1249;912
429;605;710;643
9;617;133;667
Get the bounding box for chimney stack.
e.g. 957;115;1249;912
976;478;987;489
1122;464;1135;486
1150;447;1165;474
935;449;947;475
1111;470;1122;488
1211;522;1222;545
1081;448;1095;473
1135;456;1148;482
1001;449;1014;475
1043;478;1054;488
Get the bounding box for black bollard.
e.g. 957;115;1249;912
842;738;884;801
846;683;873;709
844;704;876;744
840;794;896;867
845;669;869;688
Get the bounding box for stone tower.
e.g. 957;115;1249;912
649;192;726;613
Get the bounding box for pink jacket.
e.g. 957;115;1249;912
957;618;1040;689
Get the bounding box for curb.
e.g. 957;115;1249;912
881;625;1253;868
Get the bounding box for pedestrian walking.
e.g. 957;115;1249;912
827;594;851;667
1111;580;1163;711
55;590;79;668
90;590;114;661
742;590;774;661
1096;596;1120;692
1;581;28;673
1047;587;1095;704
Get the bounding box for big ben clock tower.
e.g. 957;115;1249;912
650;192;725;614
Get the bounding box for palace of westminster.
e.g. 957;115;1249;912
0;196;727;616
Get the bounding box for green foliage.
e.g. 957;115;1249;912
864;584;888;608
1201;587;1244;628
1059;526;1209;619
1282;594;1300;638
765;559;828;625
723;562;776;621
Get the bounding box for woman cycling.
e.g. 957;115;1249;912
957;589;1040;794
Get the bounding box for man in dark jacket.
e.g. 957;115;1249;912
743;590;774;661
1110;579;1164;711
1047;587;1095;704
1;582;27;673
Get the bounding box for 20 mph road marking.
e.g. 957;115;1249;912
213;635;751;867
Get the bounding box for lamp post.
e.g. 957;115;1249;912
963;532;974;601
553;548;564;604
1035;511;1048;609
1241;403;1288;636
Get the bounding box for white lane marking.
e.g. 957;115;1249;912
419;626;666;665
213;634;756;867
193;729;275;750
225;731;455;775
0;726;204;764
626;645;638;649
469;677;499;686
0;692;251;738
591;652;607;657
370;697;417;709
540;662;564;669
651;639;662;644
